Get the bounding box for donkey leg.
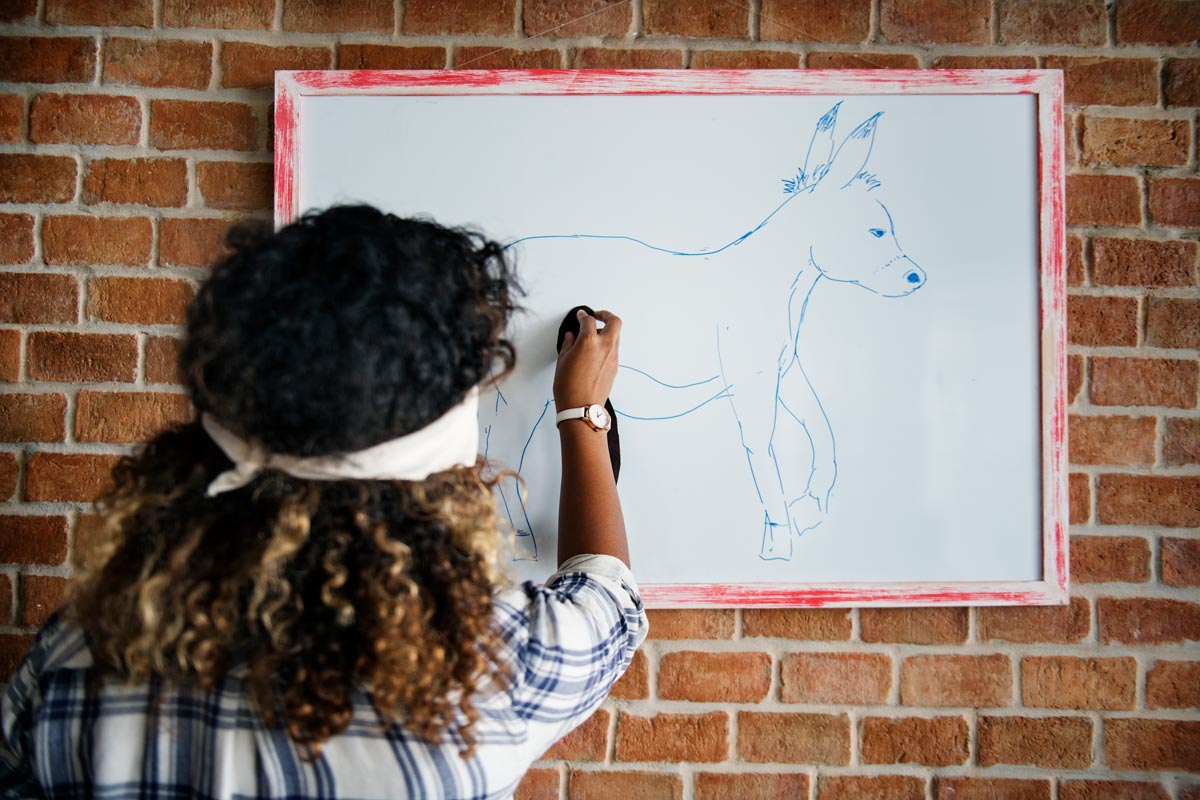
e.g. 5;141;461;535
775;357;835;538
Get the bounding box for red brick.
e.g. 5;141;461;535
46;0;153;26
1165;418;1200;465
524;0;630;36
0;273;78;324
1147;660;1200;709
808;52;920;69
645;609;733;639
30;94;140;146
1082;117;1190;167
881;0;990;43
861;607;968;644
163;0;273;28
615;712;728;762
0;515;69;564
819;775;924;800
936;778;1051;800
0;453;15;500
514;768;557;800
781;652;890;704
1067;296;1138;347
27;332;138;383
1099;475;1200;526
1116;0;1200;44
103;38;212;89
760;0;869;42
1105;719;1200;771
658;651;770;702
73;513;103;558
643;0;748;37
1060;782;1170;800
1071;535;1151;583
86;277;195;325
146;336;185;385
25;453;119;503
0;154;75;203
978;596;1090;644
695;773;810;800
221;43;331;89
568;771;681;800
1022;656;1136;710
1069;415;1155;464
743;608;851;639
609;649;648;699
1100;597;1200;644
197;161;271;210
1149;177;1200;228
690;51;799;69
0;636;35;682
1045;57;1159;107
0;94;24;143
572;49;683;69
0;213;34;258
979;716;1092;769
1165;58;1200;106
18;575;66;626
403;0;515;35
861;716;968;766
0;394;66;442
737;711;849;765
997;0;1106;44
0;330;17;382
541;709;607;761
901;654;1011;707
0;37;95;84
282;0;393;31
1093;238;1197;287
1067;355;1084;405
0;0;37;22
1163;537;1200;587
1148;299;1200;349
933;54;1037;68
336;45;445;70
0;575;9;624
453;48;561;69
151;100;257;151
1090;358;1197;408
84;158;188;207
76;391;193;443
43;216;152;266
1066;175;1141;226
159;217;235;268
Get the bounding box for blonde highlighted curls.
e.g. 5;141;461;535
66;421;512;759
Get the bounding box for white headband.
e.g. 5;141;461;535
201;388;480;497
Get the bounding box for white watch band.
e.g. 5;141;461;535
554;407;588;425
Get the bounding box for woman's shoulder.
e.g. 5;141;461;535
13;613;94;677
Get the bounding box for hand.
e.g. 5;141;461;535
553;308;621;410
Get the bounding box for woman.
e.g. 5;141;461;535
0;205;645;799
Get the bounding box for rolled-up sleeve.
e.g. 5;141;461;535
494;554;647;740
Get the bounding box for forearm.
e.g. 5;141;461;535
557;423;629;567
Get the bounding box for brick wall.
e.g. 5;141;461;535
0;0;1197;796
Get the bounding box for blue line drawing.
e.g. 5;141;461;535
485;102;928;563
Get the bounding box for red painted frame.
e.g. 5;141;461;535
274;69;1067;608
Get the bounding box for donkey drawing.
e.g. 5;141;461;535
485;102;928;563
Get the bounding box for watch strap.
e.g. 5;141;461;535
554;407;589;426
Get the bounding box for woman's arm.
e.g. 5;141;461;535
552;309;629;567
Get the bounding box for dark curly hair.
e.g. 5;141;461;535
65;205;522;758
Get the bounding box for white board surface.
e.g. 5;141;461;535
296;90;1044;589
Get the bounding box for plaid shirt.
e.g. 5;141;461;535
0;554;646;800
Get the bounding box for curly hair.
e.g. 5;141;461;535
65;205;522;758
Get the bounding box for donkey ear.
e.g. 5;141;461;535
801;102;841;188
819;112;882;191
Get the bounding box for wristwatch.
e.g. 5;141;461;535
555;403;612;432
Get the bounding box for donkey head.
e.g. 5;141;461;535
784;103;927;298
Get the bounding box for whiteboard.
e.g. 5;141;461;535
277;70;1068;606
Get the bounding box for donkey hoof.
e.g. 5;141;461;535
759;517;793;561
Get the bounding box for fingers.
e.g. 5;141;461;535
560;330;576;352
593;309;622;339
577;308;599;339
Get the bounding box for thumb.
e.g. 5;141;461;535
560;330;576;353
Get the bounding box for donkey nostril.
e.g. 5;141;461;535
905;271;922;284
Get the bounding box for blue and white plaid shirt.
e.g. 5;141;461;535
0;554;646;800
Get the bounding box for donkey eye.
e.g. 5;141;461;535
869;228;885;238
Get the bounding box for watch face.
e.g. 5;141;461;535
588;404;610;429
